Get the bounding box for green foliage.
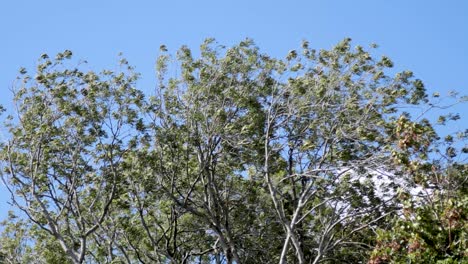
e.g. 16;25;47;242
0;39;466;264
1;50;144;263
0;212;35;264
370;162;468;263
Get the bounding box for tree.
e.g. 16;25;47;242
1;51;144;263
369;135;468;263
142;38;461;263
257;38;438;263
0;211;38;264
1;39;466;264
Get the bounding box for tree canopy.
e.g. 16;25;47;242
0;38;466;264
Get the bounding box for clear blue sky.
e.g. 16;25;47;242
1;0;467;219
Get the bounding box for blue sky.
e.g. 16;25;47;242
1;0;467;219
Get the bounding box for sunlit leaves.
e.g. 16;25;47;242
0;38;465;263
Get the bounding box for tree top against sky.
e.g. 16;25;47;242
0;1;467;220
